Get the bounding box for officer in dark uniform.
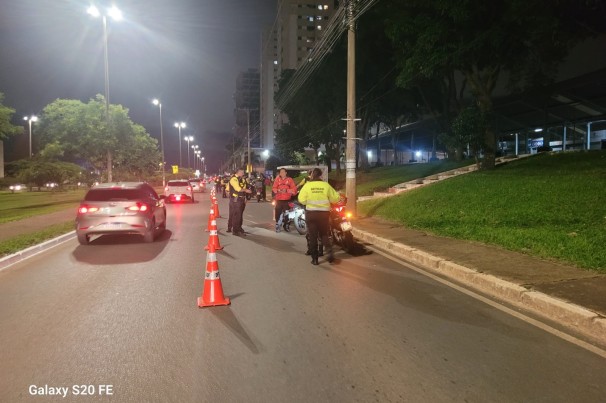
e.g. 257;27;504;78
227;168;251;236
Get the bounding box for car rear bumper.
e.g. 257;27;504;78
76;216;152;237
166;194;194;202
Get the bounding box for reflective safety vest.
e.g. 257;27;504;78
298;180;340;211
229;175;247;198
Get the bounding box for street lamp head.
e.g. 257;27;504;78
88;5;122;20
108;6;122;21
174;122;186;128
87;5;100;17
152;99;160;106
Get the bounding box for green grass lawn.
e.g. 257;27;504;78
0;189;85;224
359;151;606;271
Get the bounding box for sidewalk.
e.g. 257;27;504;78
352;216;606;347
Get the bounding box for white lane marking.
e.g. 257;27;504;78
367;245;606;359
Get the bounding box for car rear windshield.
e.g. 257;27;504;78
84;188;144;201
168;181;189;186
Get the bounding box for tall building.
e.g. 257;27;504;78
234;68;261;149
260;1;338;152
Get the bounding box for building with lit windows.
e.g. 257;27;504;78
260;1;338;152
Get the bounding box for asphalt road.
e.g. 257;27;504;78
1;195;605;402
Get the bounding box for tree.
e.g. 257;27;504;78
384;0;606;169
0;92;21;141
36;95;160;179
449;107;485;162
17;160;82;190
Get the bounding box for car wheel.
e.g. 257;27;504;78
143;219;155;243
77;233;90;245
159;213;167;231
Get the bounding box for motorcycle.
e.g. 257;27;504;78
254;181;264;202
276;200;307;235
329;196;355;253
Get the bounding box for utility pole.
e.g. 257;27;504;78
345;0;357;216
247;108;251;173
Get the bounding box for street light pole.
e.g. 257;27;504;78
184;136;194;169
87;5;122;182
152;99;166;186
23;115;38;158
174;122;186;167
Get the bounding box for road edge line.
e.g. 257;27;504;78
352;227;606;348
0;231;76;272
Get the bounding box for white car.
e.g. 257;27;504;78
164;180;194;203
189;180;201;192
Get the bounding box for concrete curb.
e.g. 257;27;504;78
0;231;76;272
352;227;606;347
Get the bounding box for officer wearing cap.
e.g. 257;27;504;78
227;168;252;236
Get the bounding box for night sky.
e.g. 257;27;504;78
0;0;277;172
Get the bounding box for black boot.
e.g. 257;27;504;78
327;248;334;263
311;257;319;265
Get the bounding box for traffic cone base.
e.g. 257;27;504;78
197;251;230;308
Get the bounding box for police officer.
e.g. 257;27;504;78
298;167;340;265
227;168;251;236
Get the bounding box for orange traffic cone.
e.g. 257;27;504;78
198;243;230;307
212;194;222;218
205;206;215;232
205;216;223;250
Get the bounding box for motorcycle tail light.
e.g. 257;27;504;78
334;206;344;213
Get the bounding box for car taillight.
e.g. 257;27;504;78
126;203;149;212
78;205;99;214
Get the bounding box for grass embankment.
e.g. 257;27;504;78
329;160;474;196
0;190;83;257
0;189;85;224
0;222;74;257
359;151;606;271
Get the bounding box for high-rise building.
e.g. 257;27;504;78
260;1;338;152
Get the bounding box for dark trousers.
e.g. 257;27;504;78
306;210;331;259
229;198;245;232
274;200;290;222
